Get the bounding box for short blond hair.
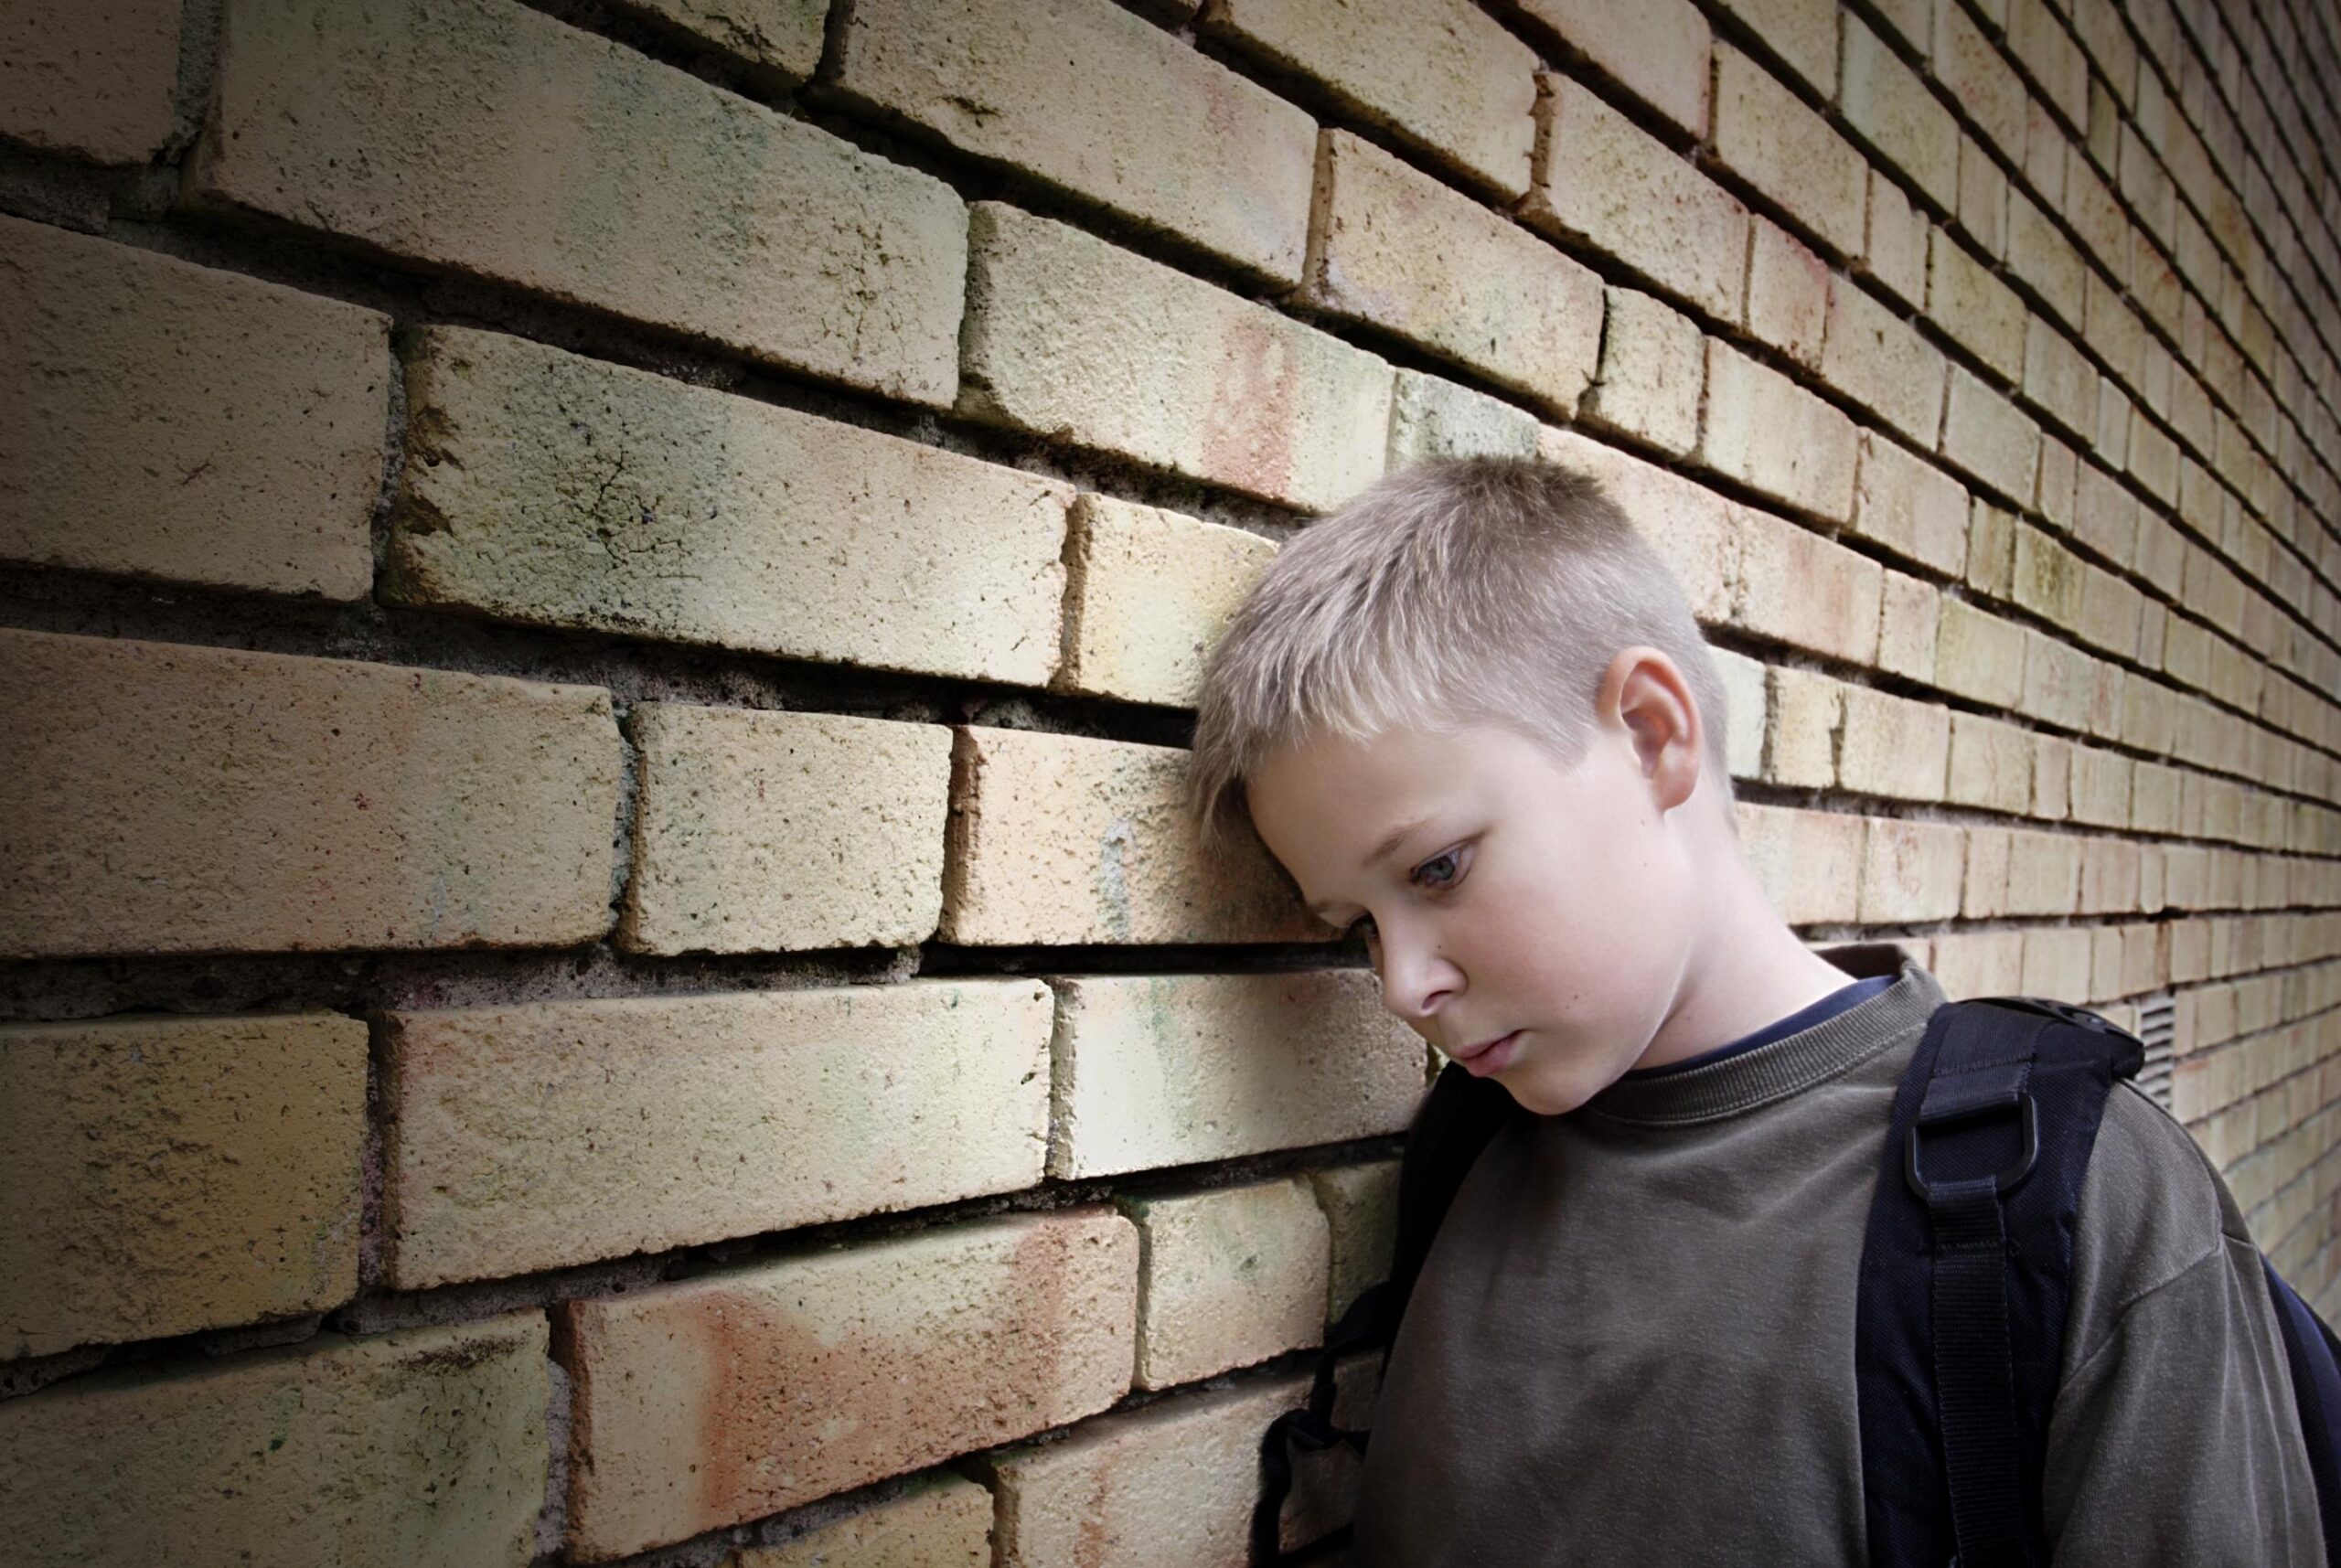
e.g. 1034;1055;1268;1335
1188;455;1733;844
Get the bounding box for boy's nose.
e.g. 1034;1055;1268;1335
1374;931;1460;1020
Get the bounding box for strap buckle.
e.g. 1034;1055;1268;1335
1904;1090;2038;1202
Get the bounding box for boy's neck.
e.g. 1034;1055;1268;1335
1633;846;1864;1073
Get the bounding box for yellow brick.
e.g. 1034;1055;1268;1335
963;203;1391;511
1583;286;1705;455
390;327;1073;687
1935;597;2028;708
1512;0;1711;136
1307;130;1600;417
1821;275;1949;445
833;0;1314;283
739;1475;992;1568
1120;1178;1329;1388
1852;432;1969;576
0;1316;549;1566
1857;817;1966;923
1059;496;1277;708
1838;687;1951;802
1878;571;1941;682
192;0;966;404
383;981;1052;1287
0;217;387;600
1047;973;1425;1178
622;704;951;955
1204;0;1535;196
1713;44;1867;257
0;0;179;163
1927;234;2026;382
1947;711;2034;814
0;630;619;958
1764;667;1842;787
1839;14;1957;207
1738;803;1864;923
942;727;1313;944
1701;344;1859;522
0;1013;366;1358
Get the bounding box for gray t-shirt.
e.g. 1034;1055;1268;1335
1352;944;2324;1565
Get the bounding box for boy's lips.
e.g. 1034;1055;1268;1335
1451;1025;1526;1076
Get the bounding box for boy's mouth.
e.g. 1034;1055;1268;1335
1452;1029;1523;1076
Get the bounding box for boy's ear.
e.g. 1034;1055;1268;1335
1598;646;1704;812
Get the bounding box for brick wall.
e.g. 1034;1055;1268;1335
1;0;2338;1561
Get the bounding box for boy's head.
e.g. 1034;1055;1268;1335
1188;456;1741;1115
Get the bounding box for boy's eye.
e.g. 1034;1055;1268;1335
1339;847;1460;945
1412;847;1467;890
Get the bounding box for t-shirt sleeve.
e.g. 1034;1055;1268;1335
2040;1083;2325;1565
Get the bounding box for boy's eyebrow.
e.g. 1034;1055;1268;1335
1300;816;1438;922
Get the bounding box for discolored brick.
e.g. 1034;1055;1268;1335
961;203;1390;512
1307;130;1600;418
560;1210;1138;1561
943;727;1314;944
1526;75;1748;322
1732;505;1883;662
1311;1160;1401;1323
1387;369;1542;464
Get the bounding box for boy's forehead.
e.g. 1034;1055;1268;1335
1247;725;1491;856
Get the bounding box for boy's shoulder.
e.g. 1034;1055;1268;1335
2066;1075;2253;1371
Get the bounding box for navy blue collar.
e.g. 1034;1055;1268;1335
1621;974;1897;1081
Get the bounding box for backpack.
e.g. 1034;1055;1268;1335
1251;995;2341;1567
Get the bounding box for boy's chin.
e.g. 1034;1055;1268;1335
1492;1068;1601;1117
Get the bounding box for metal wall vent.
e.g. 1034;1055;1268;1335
2133;993;2176;1114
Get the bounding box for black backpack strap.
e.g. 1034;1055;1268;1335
1384;1062;1522;1361
1251;1062;1517;1565
1857;997;2142;1568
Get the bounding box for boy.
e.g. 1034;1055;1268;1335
1185;456;2322;1564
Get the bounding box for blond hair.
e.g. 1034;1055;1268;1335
1188;455;1733;844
